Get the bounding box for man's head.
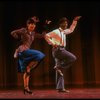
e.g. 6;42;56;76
58;17;69;30
26;16;39;32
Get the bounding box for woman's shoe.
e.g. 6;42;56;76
23;89;33;95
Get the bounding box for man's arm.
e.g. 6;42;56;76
45;33;56;45
64;16;81;34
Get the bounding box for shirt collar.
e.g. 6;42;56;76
59;27;64;32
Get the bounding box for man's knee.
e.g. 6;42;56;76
73;55;77;61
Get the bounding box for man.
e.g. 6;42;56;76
45;16;81;92
11;16;45;94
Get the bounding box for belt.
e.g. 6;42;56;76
58;46;64;48
53;45;65;49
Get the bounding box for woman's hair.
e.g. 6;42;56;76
26;16;39;25
26;18;36;25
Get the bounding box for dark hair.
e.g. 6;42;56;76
58;17;69;26
26;18;36;25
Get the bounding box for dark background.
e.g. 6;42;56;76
0;1;100;89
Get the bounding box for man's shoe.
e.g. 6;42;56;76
57;89;70;93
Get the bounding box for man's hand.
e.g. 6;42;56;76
74;16;82;21
45;20;52;24
53;44;58;48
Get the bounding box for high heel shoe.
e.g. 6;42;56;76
23;89;33;95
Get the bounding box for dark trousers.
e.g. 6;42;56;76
52;46;77;90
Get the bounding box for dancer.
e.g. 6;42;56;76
45;16;81;92
11;16;45;94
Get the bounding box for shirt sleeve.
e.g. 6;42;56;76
45;31;56;45
64;20;77;35
63;29;72;35
45;29;61;46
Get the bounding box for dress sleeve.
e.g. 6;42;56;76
11;28;26;39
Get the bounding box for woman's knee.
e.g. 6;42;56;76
38;53;45;60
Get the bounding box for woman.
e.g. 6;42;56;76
11;16;45;94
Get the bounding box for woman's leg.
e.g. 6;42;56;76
23;72;27;89
22;49;45;94
23;70;30;90
28;61;38;70
22;49;45;71
23;65;32;94
22;49;45;63
23;61;39;94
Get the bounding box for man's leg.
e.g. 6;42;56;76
56;71;64;90
56;72;70;93
54;66;63;76
54;58;70;93
52;47;69;92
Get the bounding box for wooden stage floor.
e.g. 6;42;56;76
0;88;100;99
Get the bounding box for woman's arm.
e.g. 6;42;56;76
11;28;26;39
34;32;46;39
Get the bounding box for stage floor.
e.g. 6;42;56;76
0;88;100;99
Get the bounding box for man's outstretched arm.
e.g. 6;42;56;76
64;16;81;34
